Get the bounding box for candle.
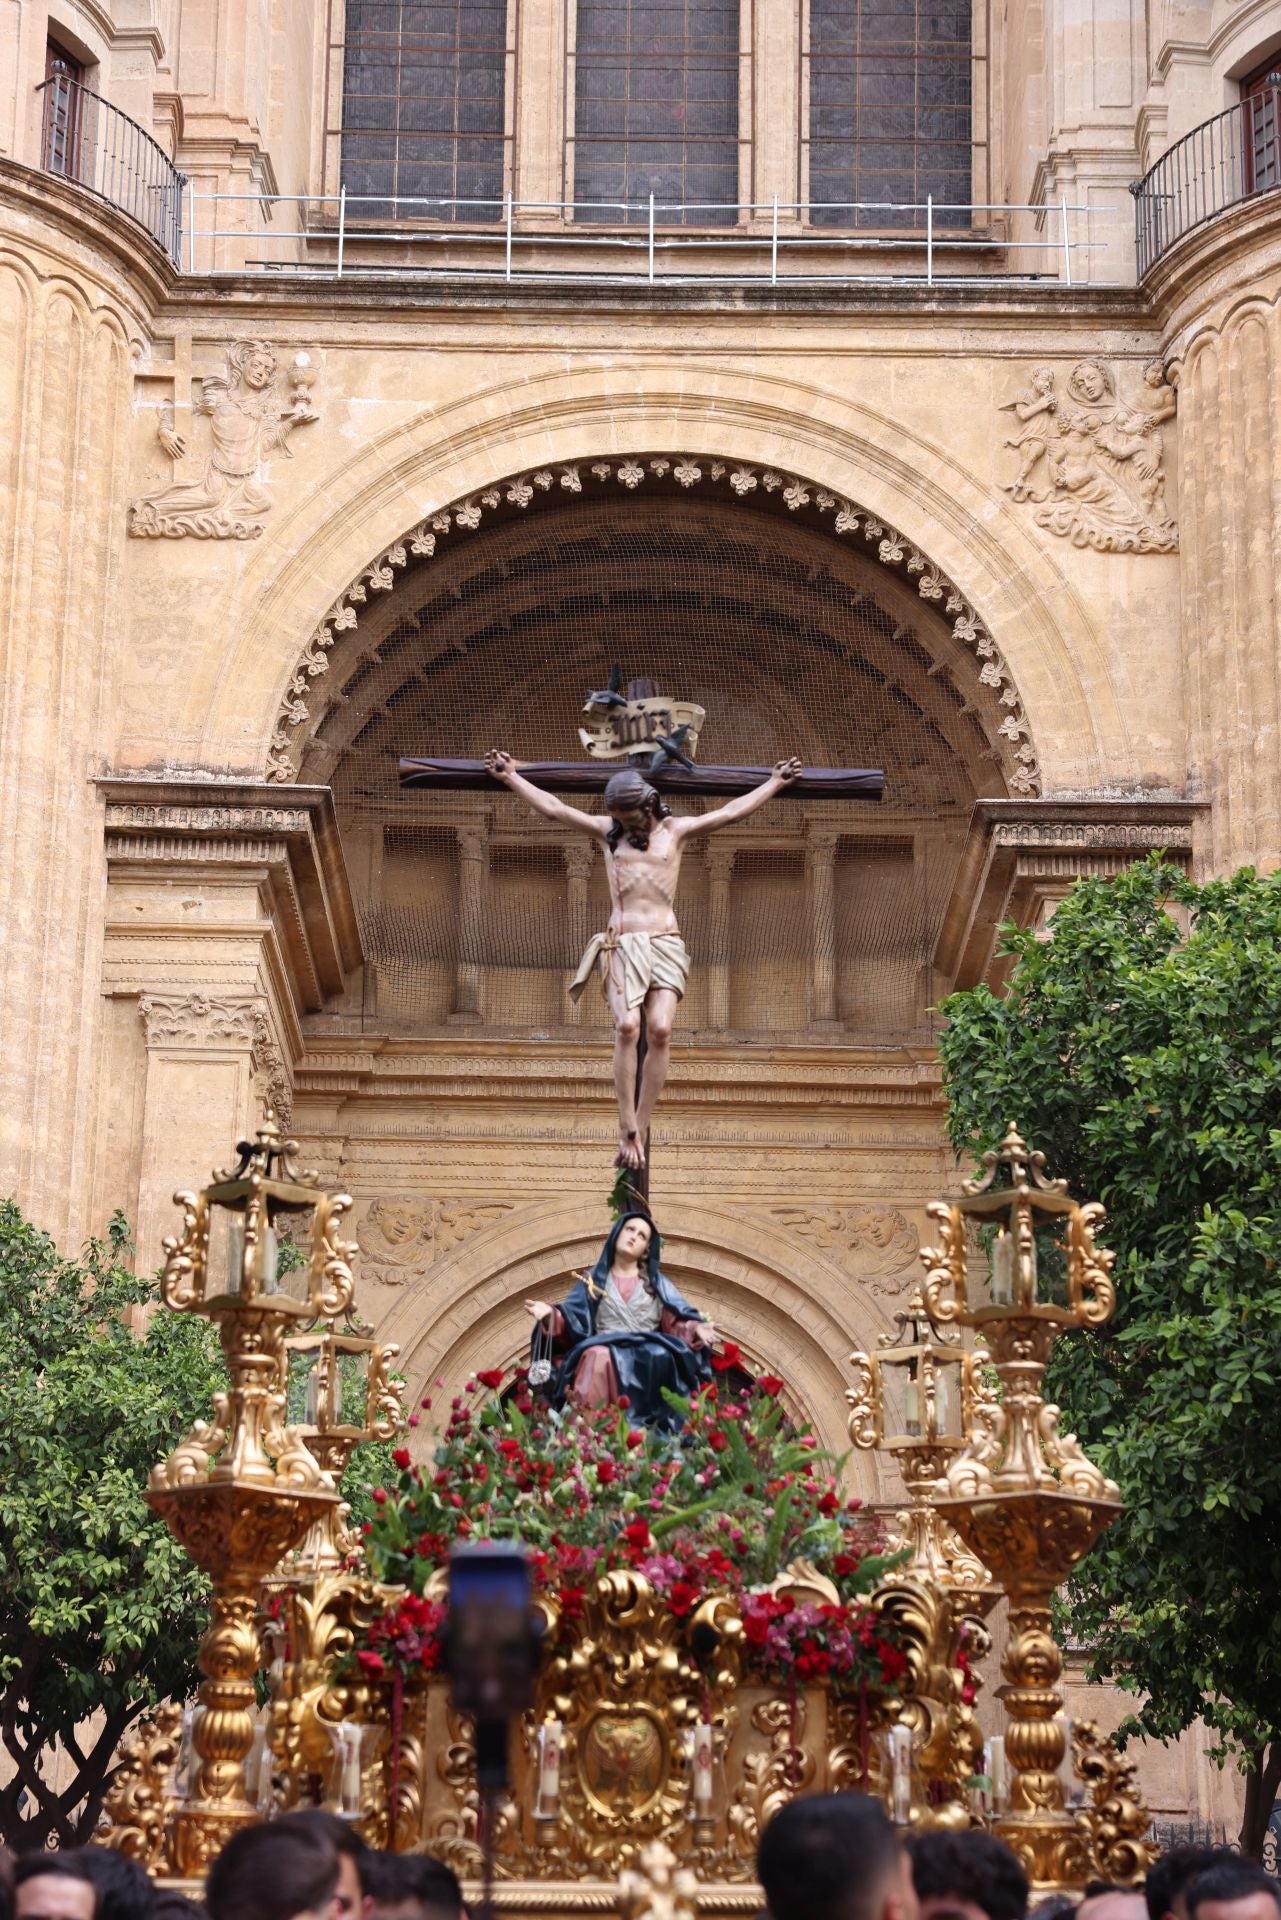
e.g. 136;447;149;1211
536;1718;563;1814
990;1230;1014;1305
903;1379;921;1437
226;1219;245;1295
259;1222;278;1293
692;1722;715;1808
889;1723;912;1825
934;1362;955;1437
305;1361;321;1425
337;1723;362;1815
988;1733;1008;1810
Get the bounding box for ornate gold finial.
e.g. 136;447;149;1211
617;1839;700;1920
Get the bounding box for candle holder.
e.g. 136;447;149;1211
923;1123;1123;1892
145;1112;353;1874
847;1287;997;1822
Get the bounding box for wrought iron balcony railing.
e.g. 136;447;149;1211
37;71;184;264
1132;82;1281;276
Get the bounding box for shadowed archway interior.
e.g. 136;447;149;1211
299;478;1012;1042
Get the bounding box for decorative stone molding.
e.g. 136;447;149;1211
355;1195;519;1286
768;1205;921;1295
136;993;293;1125
263;454;1040;797
999;359;1178;553
934;797;1205;991
129;340;319;540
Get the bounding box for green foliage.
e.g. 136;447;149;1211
0;1202;224;1850
938;857;1281;1813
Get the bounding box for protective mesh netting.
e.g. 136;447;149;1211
304;484;1008;1039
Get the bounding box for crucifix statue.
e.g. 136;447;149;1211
399;677;883;1189
485;748;801;1170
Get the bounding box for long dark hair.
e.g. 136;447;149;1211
603;771;672;851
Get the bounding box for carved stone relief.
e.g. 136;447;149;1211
129;340;319;540
136;993;292;1125
1000;360;1177;554
769;1205;921;1295
262;454;1040;798
355;1195;518;1286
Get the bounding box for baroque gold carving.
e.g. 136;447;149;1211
617;1841;700;1920
1072;1720;1158;1884
129;341;319;540
263;454;1039;797
97;1703;184;1872
1000;360;1178;554
770;1205;920;1293
355;1195;518;1284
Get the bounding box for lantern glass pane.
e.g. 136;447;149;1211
880;1353;922;1438
337;1347;372;1429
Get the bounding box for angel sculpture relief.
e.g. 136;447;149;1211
129;339;318;540
1000;358;1178;554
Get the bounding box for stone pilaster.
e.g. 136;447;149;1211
704;841;736;1031
806;830;842;1030
563;840;595;1026
450;822;489;1024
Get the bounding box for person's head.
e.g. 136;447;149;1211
1187;1864;1281;1920
0;1849;15;1920
615;1215;652;1264
1146;1848;1239;1920
206;1823;339;1920
75;1845;154;1920
362;1856;464;1920
14;1858;100;1920
758;1792;915;1920
1076;1886;1146;1920
602;770;670;850
272;1814;370;1920
908;1829;1029;1920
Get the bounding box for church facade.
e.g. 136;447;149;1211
1;0;1277;1831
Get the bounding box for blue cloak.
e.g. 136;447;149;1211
535;1212;711;1432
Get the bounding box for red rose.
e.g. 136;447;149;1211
757;1375;785;1396
625;1428;645;1449
743;1611;770;1647
392;1447;411;1470
497;1438;522;1457
668;1580;698;1617
596;1460;617;1484
711;1342;742;1374
356;1650;386;1675
832;1553;857;1577
372;1487;388;1506
617;1395;631;1410
622;1519;650;1553
477;1368;505;1390
818;1489;839;1515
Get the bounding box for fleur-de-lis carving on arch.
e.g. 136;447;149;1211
262;454;1041;797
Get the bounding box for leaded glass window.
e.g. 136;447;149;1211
572;0;740;225
340;0;507;219
807;0;972;228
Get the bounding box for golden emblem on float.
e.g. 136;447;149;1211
579;1707;668;1816
578;665;706;764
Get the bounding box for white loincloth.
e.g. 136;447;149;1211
568;930;690;1008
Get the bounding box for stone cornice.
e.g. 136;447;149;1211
934;795;1205;988
0;159;174;316
1145;188;1281;347
99;778;363;1005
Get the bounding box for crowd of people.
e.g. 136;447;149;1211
2;1799;1280;1920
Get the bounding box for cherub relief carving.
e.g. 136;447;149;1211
355;1195;517;1286
769;1205;921;1296
1000;359;1178;554
129;339;319;540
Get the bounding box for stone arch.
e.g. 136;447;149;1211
269;453;1035;798
186;365;1130;793
374;1195;906;1503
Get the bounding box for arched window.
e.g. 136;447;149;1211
1241;57;1280;194
338;0;508;219
571;0;740;225
806;0;973;227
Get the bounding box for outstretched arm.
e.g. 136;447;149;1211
486;750;610;838
674;758;802;838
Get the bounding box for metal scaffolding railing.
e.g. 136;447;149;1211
177;187;1115;285
1132;83;1281;276
37;71;185;264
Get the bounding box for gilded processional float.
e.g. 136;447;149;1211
100;684;1154;1914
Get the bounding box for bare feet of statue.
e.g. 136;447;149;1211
617;1127;646;1170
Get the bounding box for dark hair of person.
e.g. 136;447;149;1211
908;1829;1030;1920
1028;1895;1077;1920
1187;1866;1281;1920
363;1855;463;1920
602;770;671;851
14;1858;100;1920
73;1846;155;1920
1084;1889;1130;1902
274;1810;367;1875
1146;1848;1240;1920
758;1792;901;1920
0;1848;14;1920
148;1895;208;1920
205;1823;338;1920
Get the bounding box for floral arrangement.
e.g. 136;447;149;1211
351;1358;906;1696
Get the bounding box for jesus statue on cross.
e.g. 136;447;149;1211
485;748;801;1169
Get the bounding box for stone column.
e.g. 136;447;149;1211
450;823;489;1023
806;831;842;1030
563;841;595;1026
705;842;736;1031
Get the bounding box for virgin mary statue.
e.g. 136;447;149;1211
526;1212;714;1431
